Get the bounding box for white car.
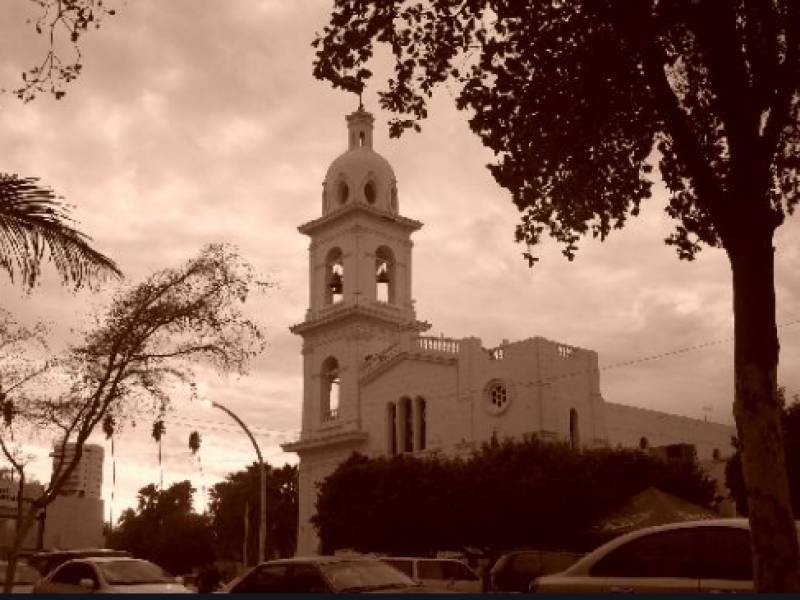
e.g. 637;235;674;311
382;557;482;593
32;557;191;594
533;518;800;594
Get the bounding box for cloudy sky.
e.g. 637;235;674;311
2;0;800;519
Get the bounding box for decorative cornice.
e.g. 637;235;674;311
290;303;423;336
281;430;369;454
298;203;422;237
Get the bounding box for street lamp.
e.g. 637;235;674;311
202;398;266;566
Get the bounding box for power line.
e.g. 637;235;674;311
520;317;800;389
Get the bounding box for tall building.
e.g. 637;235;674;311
283;108;735;555
50;442;104;499
45;442;104;549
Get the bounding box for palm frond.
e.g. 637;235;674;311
0;174;122;291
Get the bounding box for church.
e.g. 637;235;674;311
282;108;736;556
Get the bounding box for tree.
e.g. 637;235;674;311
107;480;214;575
727;389;800;516
313;0;800;590
313;438;715;557
0;175;121;291
0;243;268;592
188;431;206;503
208;463;298;564
152;418;166;490
102;414;117;526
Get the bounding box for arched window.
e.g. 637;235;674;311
375;246;395;304
325;248;344;305
364;179;377;204
398;397;413;453
569;408;580;450
387;403;397;455
337;179;350;205
414;397;427;451
321;357;340;422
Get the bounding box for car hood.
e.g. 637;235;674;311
113;583;191;594
364;586;461;594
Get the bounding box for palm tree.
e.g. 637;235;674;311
0;174;122;291
102;414;116;528
152;419;166;490
188;430;206;508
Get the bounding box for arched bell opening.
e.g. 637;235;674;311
375;246;395;304
325;247;344;305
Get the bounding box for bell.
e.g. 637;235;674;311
376;269;390;284
329;272;343;295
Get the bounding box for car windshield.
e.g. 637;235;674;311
0;563;41;585
320;560;418;592
97;560;173;585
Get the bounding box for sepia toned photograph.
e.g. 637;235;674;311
1;0;799;593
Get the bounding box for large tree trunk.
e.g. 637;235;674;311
729;235;799;592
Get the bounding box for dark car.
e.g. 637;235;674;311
28;548;132;578
490;549;582;593
222;556;460;594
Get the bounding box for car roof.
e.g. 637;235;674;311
64;557;149;565
382;557;464;562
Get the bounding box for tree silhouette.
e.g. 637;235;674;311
0;175;121;291
102;414;116;527
313;0;800;590
188;430;206;506
0;244;268;592
152;419;166;491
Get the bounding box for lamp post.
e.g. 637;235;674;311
203;399;266;565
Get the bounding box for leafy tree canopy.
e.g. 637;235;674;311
208;463;298;563
108;480;214;575
313;438;715;556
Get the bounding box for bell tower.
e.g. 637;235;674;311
285;108;428;554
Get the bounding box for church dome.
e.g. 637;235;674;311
322;108;399;216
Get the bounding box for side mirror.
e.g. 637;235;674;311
78;578;95;590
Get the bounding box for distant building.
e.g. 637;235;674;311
282;108;737;555
50;442;104;499
43;442;104;549
0;470;45;557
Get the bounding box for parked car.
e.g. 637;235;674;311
221;556;460;593
532;518;800;593
381;557;482;593
0;561;43;593
490;549;582;592
32;557;191;594
28;548;132;578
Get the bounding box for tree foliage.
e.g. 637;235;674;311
0;175;121;291
0;244;268;592
313;1;800;590
208;463;298;564
8;0;118;103
107;481;214;575
313;438;716;556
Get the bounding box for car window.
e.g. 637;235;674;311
286;565;331;593
51;563;96;586
384;559;413;578
418;560;446;580
98;559;173;585
232;565;289;593
320;559;416;592
442;560;480;581
590;528;698;579
698;527;753;581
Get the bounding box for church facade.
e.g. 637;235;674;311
282;109;735;556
